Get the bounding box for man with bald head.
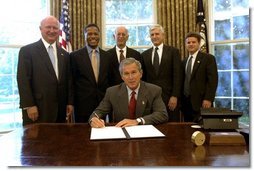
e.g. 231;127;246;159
17;16;74;125
108;26;141;85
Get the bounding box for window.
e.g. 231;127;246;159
102;0;156;51
0;0;49;132
209;0;250;125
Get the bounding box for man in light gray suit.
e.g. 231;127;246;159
89;58;168;128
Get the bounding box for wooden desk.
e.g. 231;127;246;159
0;123;249;166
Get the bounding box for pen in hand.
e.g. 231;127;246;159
92;113;105;128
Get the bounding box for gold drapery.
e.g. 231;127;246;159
51;0;208;57
157;0;208;58
51;0;102;50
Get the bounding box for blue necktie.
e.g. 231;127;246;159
48;45;56;72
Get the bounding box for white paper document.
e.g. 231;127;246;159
90;125;165;140
90;126;126;140
124;125;165;138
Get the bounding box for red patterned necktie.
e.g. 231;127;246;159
128;91;136;119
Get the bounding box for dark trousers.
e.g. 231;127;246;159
167;105;181;122
181;96;201;123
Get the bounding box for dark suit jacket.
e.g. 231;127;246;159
17;39;73;125
107;46;141;85
90;81;168;125
70;46;113;121
182;51;218;111
141;45;182;104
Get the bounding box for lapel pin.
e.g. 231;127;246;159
142;101;145;105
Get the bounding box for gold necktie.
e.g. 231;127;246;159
91;49;98;82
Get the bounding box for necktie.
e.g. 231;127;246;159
153;47;159;75
91;49;98;82
128;91;136;119
119;49;125;62
184;56;193;96
48;45;56;72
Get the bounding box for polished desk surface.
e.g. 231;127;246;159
0;123;249;166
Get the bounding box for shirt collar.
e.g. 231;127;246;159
87;45;99;54
189;50;199;60
116;46;127;52
153;43;163;51
41;38;56;50
126;83;140;97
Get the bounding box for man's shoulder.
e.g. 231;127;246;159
107;83;125;92
99;47;110;56
197;51;216;62
70;47;87;56
127;47;140;54
58;47;69;56
107;47;116;53
163;44;179;52
141;81;161;90
21;40;42;49
141;47;153;55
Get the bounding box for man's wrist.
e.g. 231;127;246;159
136;117;144;125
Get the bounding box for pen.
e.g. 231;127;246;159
94;113;105;127
94;113;100;119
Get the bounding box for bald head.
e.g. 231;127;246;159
39;16;60;44
114;26;129;49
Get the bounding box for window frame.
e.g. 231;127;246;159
101;0;157;51
208;0;250;126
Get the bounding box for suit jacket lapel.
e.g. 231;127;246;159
117;84;129;118
146;48;156;73
191;52;203;79
158;45;168;75
98;48;107;84
136;82;147;118
57;47;64;81
112;46;119;63
36;40;57;80
82;47;97;84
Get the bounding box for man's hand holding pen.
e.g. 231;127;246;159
90;113;105;128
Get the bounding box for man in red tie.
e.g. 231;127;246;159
89;58;168;128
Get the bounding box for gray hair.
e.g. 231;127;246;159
119;58;142;76
149;24;164;34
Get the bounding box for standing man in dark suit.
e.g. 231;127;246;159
70;23;113;122
141;24;182;122
89;58;168;128
17;16;74;125
181;32;218;122
107;26;141;85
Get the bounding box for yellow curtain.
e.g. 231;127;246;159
51;0;102;50
157;0;208;58
51;0;208;56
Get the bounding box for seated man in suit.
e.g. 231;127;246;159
89;58;168;128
